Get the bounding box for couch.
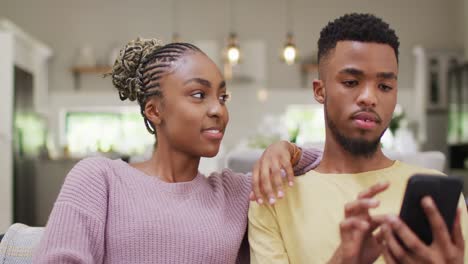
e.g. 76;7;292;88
0;223;43;264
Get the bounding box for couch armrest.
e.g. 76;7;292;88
0;223;44;263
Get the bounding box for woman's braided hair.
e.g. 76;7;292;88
109;38;202;135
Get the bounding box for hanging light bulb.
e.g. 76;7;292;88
282;32;297;65
171;0;181;43
281;0;298;65
226;32;240;65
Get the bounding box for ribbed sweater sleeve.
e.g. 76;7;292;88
33;157;109;264
293;147;322;175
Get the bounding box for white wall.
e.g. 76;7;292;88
0;33;14;231
0;0;463;93
0;20;52;230
462;0;468;59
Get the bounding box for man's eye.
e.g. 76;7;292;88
379;84;393;92
343;80;358;87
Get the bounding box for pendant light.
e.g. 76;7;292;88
172;0;181;42
282;0;298;65
226;32;240;65
225;0;241;65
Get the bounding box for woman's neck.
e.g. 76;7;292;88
133;141;200;183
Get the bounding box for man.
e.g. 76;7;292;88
248;13;468;264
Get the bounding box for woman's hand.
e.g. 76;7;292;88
250;140;300;205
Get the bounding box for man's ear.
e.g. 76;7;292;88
313;79;325;104
144;99;162;126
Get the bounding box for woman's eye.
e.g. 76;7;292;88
191;92;205;99
219;93;231;103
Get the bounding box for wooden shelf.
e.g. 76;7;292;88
71;66;112;90
301;63;318;73
71;66;112;75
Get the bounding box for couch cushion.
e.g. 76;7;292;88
0;223;44;264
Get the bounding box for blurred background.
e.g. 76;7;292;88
1;0;468;230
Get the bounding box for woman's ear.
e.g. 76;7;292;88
144;99;162;126
313;79;325;104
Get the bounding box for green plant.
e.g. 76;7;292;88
389;110;405;135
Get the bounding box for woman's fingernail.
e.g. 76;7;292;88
280;169;286;178
269;197;276;204
257;198;263;205
277;191;284;198
289;181;294;187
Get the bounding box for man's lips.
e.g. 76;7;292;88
351;111;381;130
352;112;381;122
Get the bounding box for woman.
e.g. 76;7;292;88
34;38;321;263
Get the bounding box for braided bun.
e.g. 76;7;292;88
110;38;164;101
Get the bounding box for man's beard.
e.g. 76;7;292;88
325;107;385;159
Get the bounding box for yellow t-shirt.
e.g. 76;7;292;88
248;161;468;264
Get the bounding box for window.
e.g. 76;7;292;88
284;104;326;145
65;110;154;157
448;104;468;144
14;112;46;157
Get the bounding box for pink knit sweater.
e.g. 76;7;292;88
33;149;321;264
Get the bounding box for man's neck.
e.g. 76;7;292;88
315;137;394;174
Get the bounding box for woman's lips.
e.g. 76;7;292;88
201;129;224;140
